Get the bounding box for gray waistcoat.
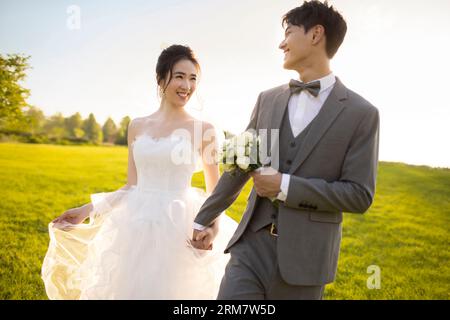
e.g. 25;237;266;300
248;105;314;232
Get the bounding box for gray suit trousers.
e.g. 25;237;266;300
217;228;324;300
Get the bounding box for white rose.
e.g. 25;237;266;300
226;143;236;158
236;134;247;148
236;156;250;170
237;146;246;157
243;131;254;143
231;136;239;147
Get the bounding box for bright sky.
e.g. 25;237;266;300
1;0;449;168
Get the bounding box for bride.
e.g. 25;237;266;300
41;45;237;300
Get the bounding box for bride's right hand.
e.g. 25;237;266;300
52;206;89;227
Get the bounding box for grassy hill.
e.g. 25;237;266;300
0;142;448;299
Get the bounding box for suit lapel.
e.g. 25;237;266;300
288;78;348;174
270;86;291;131
266;86;291;167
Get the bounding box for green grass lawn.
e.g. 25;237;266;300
0;142;449;299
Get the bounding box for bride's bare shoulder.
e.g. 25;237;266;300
185;116;215;131
187;118;219;145
130;115;158;130
201;120;217;137
128;116;155;140
132;115;155;124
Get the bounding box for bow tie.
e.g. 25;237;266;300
289;79;321;97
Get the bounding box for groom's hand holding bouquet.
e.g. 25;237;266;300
221;131;282;203
191;131;283;250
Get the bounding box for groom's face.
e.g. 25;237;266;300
279;24;313;70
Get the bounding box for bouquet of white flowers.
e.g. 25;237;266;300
220;131;279;206
220;131;263;175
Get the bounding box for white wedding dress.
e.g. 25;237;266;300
41;133;237;300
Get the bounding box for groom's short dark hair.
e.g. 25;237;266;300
282;0;347;59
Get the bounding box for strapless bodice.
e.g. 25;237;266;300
131;133;201;192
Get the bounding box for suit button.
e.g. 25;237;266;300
290;142;296;147
286;160;292;165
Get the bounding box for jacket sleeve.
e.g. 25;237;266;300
194;92;262;226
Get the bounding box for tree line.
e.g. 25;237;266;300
0;53;130;146
2;107;131;145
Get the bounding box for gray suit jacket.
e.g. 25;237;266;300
194;78;380;286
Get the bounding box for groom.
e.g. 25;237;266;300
192;0;379;299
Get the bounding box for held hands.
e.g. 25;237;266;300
190;222;219;251
249;167;282;198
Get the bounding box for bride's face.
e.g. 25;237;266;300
161;59;198;107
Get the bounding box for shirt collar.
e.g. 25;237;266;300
305;72;336;93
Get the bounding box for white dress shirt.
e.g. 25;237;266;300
276;73;336;201
193;73;336;231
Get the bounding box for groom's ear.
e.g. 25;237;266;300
311;25;325;45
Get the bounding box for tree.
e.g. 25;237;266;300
44;113;67;141
102;117;117;144
115;116;131;145
23;106;45;135
83;113;103;144
0;54;31;129
65;112;84;139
